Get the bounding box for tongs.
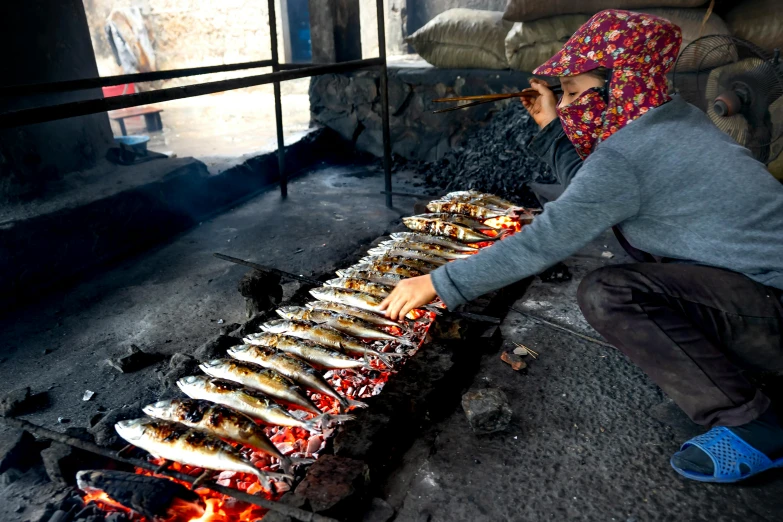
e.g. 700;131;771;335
432;84;563;114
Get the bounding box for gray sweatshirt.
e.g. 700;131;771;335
431;96;783;308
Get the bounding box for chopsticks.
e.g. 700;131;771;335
432;84;563;114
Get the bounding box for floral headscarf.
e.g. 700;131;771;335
534;10;682;159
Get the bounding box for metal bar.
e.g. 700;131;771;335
0;58;384;129
508;306;615;348
0;416;338;522
0;59;275;97
375;0;393;209
214;253;323;286
379;190;438;199
268;0;287;199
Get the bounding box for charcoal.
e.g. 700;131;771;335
157;353;200;388
0;429;41;473
106;345;163;374
238;269;283;317
362;497;395;522
41;443;98;485
88;406;139;449
1;386;48;416
294;455;369;514
76;470;203;521
418;102;554;207
219;322;242;335
461;387;513;434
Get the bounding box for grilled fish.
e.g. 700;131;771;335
325;278;395;298
358;254;441;273
115;418;289;486
377;240;476;260
442;190;518;209
426;200;507;220
310;286;388;315
306;301;404;328
260;319;401;367
389;232;479;252
200;359;320;415
344;261;425;279
142;398;293;474
228;345;368;411
402;216;503;243
412;213;501;231
334;268;407;286
177;376;351;431
277;306;415;346
243;332;372;370
365;247;450;266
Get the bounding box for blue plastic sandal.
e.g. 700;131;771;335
670;427;783;483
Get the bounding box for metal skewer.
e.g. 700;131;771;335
432;85;563;113
214;253;323;286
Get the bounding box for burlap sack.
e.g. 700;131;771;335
503;0;707;23
505;8;729;72
406;9;513;69
726;0;783;52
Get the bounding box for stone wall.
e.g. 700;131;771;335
310;59;532;162
1;0;115;201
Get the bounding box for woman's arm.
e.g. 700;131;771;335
432;148;639;308
521;79;583;190
530;119;583;189
381;148;640;319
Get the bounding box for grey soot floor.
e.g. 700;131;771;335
0;163;425;521
385;232;783;522
2;164;782;521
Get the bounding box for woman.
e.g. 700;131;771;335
380;10;783;483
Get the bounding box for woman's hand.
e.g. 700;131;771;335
521;78;558;129
380;275;438;321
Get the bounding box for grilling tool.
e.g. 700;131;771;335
432;84;563;114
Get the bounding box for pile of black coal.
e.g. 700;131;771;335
419;102;556;207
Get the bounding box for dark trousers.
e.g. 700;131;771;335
577;263;783;427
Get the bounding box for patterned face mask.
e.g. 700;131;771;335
534;10;682;159
557;87;608;160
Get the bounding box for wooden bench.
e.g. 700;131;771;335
109;105;164;136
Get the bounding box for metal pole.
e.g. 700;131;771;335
268;0;288;199
0;59;275;97
0;58;383;129
375;0;393;208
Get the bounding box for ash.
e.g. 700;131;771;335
420;102;555;207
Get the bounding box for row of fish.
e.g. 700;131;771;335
114;190;531;493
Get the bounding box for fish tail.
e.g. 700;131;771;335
315;412;356;428
374;351;394;368
346;398;369;409
291;457;316;466
279;455;295;476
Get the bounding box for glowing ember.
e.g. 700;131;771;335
84;213;526;521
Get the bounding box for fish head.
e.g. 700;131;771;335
199;359;229;377
243;332;279;347
176;374;210;395
276;306;307;321
114;417;152;442
259;318;290;333
142;399;177;420
229;344;269;361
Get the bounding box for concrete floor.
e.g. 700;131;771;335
385;231;783;522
